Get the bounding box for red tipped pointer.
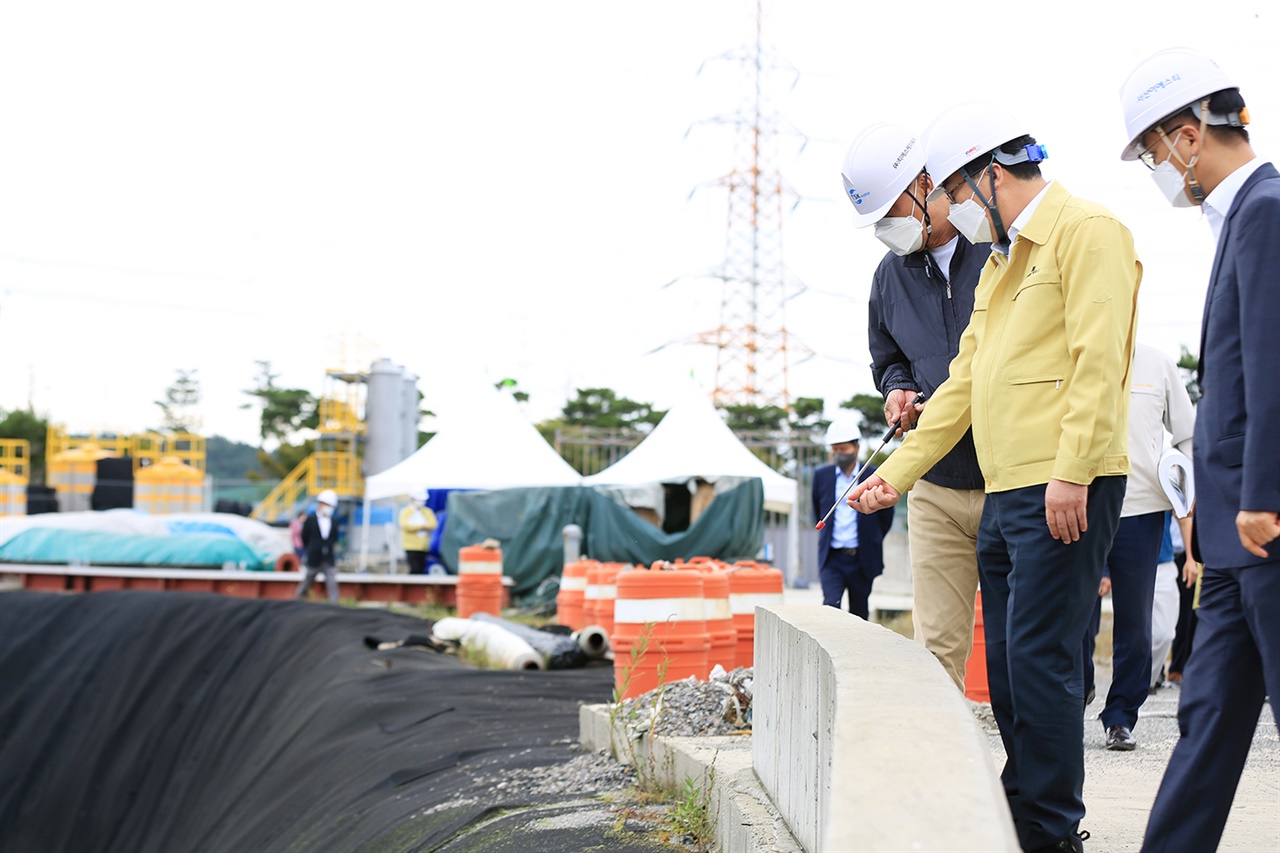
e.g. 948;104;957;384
812;392;924;532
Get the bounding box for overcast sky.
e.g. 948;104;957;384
0;1;1275;446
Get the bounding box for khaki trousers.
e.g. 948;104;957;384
907;478;984;692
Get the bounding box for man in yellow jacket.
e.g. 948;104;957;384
849;102;1141;853
399;487;438;574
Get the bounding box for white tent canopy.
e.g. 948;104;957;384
363;385;582;501
582;388;798;514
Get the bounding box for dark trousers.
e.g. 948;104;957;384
1083;511;1165;730
1168;550;1197;675
977;476;1125;851
295;562;339;603
406;550;427;575
819;549;875;620
1141;561;1280;852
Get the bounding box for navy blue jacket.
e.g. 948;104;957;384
301;512;340;569
867;239;986;490
812;463;894;578
1193;162;1280;568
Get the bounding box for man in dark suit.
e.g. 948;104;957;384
295;489;342;603
812;416;894;619
1119;48;1280;852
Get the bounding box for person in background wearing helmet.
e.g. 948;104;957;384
848;102;1141;853
811;416;894;619
399;487;438;574
1117;48;1280;853
841;123;988;693
295;490;342;603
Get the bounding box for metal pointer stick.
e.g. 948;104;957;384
814;392;925;531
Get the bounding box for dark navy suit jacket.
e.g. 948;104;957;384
1194;162;1280;568
301;512;340;569
812;463;895;578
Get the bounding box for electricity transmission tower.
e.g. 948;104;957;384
693;0;807;411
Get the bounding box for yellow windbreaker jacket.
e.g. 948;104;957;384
877;181;1142;494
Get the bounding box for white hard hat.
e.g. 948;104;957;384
410;486;429;503
840;123;928;226
1118;47;1239;161
924;102;1035;202
824;416;862;446
316;489;338;507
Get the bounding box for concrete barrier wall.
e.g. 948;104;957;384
753;605;1019;852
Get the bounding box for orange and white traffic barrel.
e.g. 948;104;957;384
457;544;504;618
699;568;737;675
612;567;709;700
728;561;785;670
585;561;624;639
556;559;594;630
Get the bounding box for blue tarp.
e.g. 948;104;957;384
0;529;272;570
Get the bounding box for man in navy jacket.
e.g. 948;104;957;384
1119;48;1280;853
812;416;894;619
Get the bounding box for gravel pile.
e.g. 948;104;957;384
472;749;637;797
615;665;754;738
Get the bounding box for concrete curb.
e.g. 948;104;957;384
754;605;1019;852
580;703;803;853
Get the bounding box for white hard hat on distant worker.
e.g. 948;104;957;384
1118;47;1243;161
824;416;862;447
316;490;338;507
410;487;429;503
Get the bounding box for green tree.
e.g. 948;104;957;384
240;360;319;446
839;393;886;434
494;377;530;403
155;368;202;433
561;387;666;430
1176;345;1201;404
0;407;48;483
721;404;788;432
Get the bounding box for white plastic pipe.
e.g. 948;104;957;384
574;624;610;659
432;617;545;671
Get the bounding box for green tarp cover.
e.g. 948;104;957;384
0;528;272;570
441;479;765;595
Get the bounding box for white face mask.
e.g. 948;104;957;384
873;215;924;256
318;505;333;518
1151;160;1194;208
947;199;994;244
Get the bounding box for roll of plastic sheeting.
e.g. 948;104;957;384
431;617;545;671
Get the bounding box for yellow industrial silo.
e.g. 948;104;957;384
134;456;206;515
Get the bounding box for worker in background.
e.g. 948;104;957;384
1117;47;1280;853
841;122;988;692
1082;342;1195;751
295;489;341;603
399;487;438;574
811;416;893;620
848;102;1141;853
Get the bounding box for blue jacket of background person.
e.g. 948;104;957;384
812;462;895;578
1194;162;1280;568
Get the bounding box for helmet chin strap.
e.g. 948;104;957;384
1158;100;1211;204
961;158;1010;247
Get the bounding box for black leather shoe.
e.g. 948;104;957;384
1106;725;1136;751
1084;685;1096;707
1030;829;1089;852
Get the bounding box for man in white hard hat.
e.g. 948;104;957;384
848;102;1142;853
399;487;438;574
811;415;893;619
841;122;988;692
1117;47;1280;853
295;489;342;603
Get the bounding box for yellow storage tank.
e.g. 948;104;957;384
48;442;112;513
134;456;205;515
0;469;25;517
